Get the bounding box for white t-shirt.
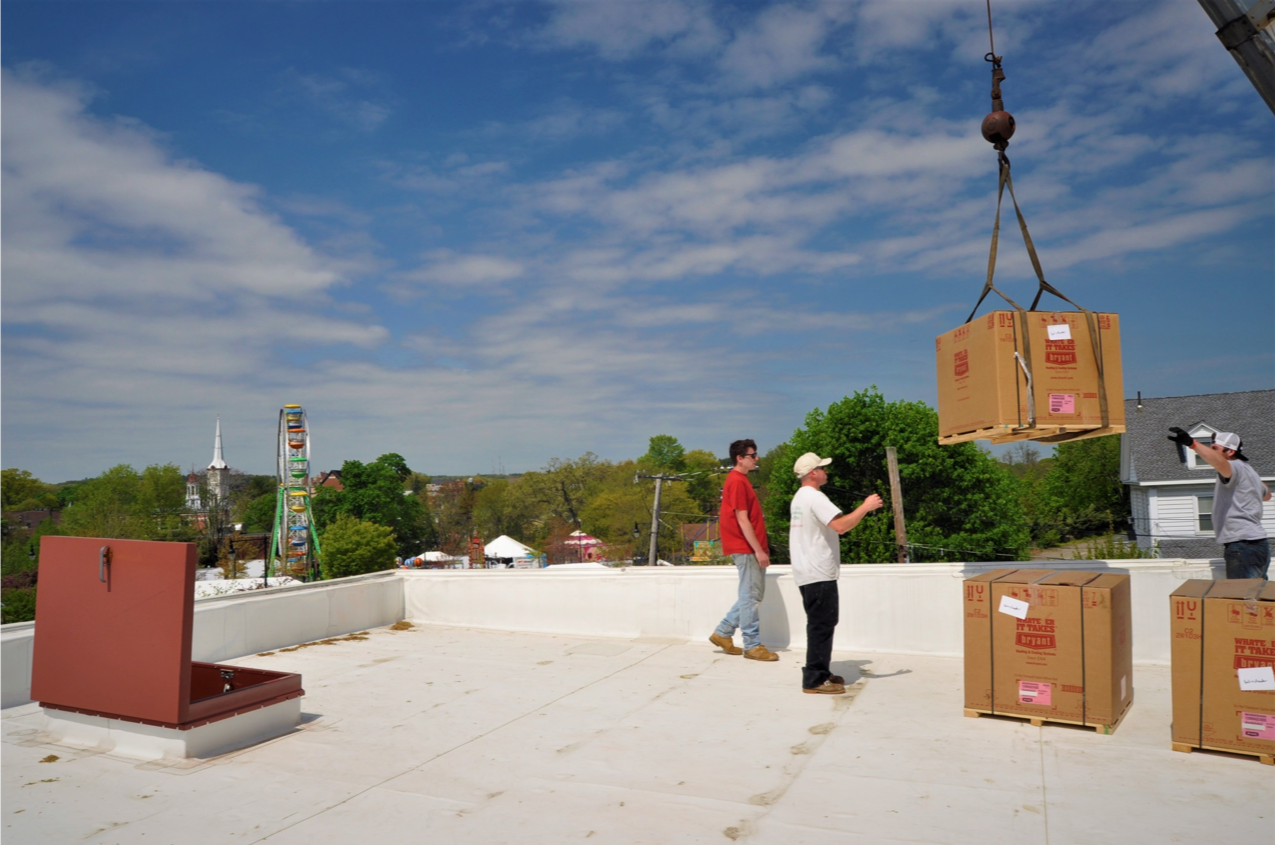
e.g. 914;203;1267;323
789;486;843;587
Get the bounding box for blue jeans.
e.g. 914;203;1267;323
1224;539;1270;580
716;554;765;650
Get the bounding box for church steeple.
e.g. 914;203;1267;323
207;416;230;501
209;416;228;471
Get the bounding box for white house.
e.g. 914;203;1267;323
1120;389;1274;558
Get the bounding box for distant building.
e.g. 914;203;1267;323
1120;390;1274;558
314;470;344;491
4;509;62;532
186;472;202;511
680;522;721;560
207;416;230;502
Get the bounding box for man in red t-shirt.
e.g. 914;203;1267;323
708;439;779;661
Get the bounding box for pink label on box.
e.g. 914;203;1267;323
1240;712;1275;741
1019;681;1052;706
1048;394;1075;414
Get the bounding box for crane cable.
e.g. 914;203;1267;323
964;0;1110;438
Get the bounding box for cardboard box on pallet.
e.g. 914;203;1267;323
935;310;1125;444
1170;579;1275;759
964;569;1134;729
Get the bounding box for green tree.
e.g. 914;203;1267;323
315;454;435;558
580;461;699;561
754;442;791;506
517;453;611;530
1038;436;1129;541
59;463;192;541
405;471;432;495
60;465;148;539
638;435;687;472
229;474;276;521
434;478;478;555
765;387;1030;564
1;585;37;624
999;444;1058;547
682;449;725;516
1;468;58;511
319;514;398;579
2;519;40;578
138;464;191;540
473;478;533;542
239;492;278;533
376;452;412;482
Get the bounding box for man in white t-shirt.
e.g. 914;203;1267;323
789;452;884;695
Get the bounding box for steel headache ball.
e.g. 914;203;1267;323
981;110;1015;149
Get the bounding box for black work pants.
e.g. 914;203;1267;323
799;579;839;689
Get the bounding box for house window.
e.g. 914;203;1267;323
1197;496;1213;533
1183;433;1213;471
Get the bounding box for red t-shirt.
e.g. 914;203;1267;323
720;469;768;555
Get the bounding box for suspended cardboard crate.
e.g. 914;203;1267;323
30;536;304;761
936;309;1124;445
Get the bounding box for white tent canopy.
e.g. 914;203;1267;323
485;535;538;559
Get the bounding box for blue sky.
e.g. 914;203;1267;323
3;0;1272;483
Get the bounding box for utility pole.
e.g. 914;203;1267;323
1195;0;1275;114
647;476;663;567
885;447;909;564
635;471;685;566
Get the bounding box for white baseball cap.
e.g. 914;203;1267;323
793;452;832;477
1214;432;1249;461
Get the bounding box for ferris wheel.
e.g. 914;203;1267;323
268;404;322;580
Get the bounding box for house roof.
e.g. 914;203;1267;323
1121;389;1275;484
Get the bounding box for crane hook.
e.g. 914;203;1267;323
981;52;1015;151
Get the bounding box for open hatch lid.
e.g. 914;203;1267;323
31;536;196;724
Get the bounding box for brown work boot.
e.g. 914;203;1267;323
709;633;742;655
829;674;845;685
803;680;846;695
744;645;779;662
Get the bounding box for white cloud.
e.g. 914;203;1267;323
481;100;628;142
281;67;393;131
540;0;722;60
1;69;388;477
717;2;849;89
399;250;526;287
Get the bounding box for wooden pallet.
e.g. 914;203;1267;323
988;425;1125;446
964;700;1130;735
939;424;1123;446
1171;743;1275;766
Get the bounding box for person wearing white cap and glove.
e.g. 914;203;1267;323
789;452;884;695
1169;427;1271;578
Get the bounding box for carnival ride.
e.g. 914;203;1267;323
268;405;322;580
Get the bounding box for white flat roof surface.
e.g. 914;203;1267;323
3;624;1267;844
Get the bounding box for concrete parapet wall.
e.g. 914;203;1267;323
1;621;36;710
190;570;403;664
4;559;1222;710
403;559;1223;665
1;570;401;709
